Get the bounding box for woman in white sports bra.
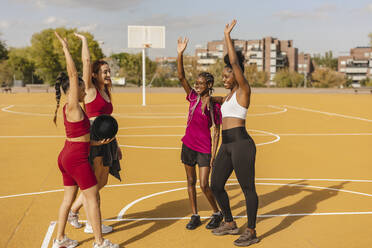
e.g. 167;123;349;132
210;20;259;247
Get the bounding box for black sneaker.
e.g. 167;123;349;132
206;212;223;229
186;215;201;230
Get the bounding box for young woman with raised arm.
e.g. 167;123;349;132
177;37;223;230
210;20;260;247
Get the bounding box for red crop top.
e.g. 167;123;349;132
63;104;91;138
85;88;113;118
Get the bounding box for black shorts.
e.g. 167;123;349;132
181;143;211;167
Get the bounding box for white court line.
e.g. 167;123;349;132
284;105;372;123
247;105;287;116
1;105;52;116
3;178;372;200
120;145;181;150
41;221;56;248
119;125;186;130
1;133;372;139
103;211;372;222
1;105;288;118
119;129;280;149
117;182;372;219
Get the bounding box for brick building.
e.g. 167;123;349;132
338;47;372;82
195;37;312;83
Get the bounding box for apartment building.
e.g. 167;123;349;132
338;47;372;82
298;52;312;75
195;37;310;82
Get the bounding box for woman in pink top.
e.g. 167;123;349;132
177;37;223;230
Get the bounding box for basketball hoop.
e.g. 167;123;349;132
128;25;165;106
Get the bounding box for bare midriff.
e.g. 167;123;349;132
222;117;246;130
66;133;90;142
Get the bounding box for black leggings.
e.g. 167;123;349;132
211;127;258;229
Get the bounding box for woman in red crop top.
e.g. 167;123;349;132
52;32;118;248
68;33;122;234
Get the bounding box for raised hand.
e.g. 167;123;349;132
177;37;189;54
74;32;87;41
224;19;237;35
55;31;69;49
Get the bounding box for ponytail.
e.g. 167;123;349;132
53;72;67;125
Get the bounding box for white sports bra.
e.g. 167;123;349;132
221;91;247;120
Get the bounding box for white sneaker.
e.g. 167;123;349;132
84;222;113;234
68;211;83;228
52;235;78;248
93;239;119;248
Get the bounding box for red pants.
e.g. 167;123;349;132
58;141;97;190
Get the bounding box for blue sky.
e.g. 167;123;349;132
0;0;371;58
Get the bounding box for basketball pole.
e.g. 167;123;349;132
142;47;146;106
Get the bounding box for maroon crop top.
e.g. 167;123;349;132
63;104;90;138
85;88;113;118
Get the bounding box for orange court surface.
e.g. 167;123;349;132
0;89;371;248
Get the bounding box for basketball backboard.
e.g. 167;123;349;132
128;26;165;49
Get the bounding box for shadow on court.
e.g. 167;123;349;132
233;181;348;240
77;192;219;247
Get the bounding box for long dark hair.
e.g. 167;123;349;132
53;72;83;125
224;50;245;73
92;60;111;100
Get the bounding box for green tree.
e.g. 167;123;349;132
360;77;372;87
208;59;225;87
30;27;103;84
0;60;13;84
7;47;43;85
312;51;338;70
111;52;157;86
311;68;346;88
0;35;7;61
244;64;268;87
273;69;304;87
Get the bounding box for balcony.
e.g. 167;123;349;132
197;58;216;65
351;75;367;81
345;67;368;73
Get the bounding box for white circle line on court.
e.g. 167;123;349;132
119;129;280;149
2;178;372;200
117;182;372;219
1;133;372;139
1;105;287;119
108;211;372;221
1;105;52;116
119;125;186;130
42;210;372;248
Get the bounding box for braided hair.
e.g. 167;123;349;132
224;50;245;73
187;72;215;127
53;72;83;125
92;60;111;100
198;71;214;96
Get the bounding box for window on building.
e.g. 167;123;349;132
216;44;223;51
